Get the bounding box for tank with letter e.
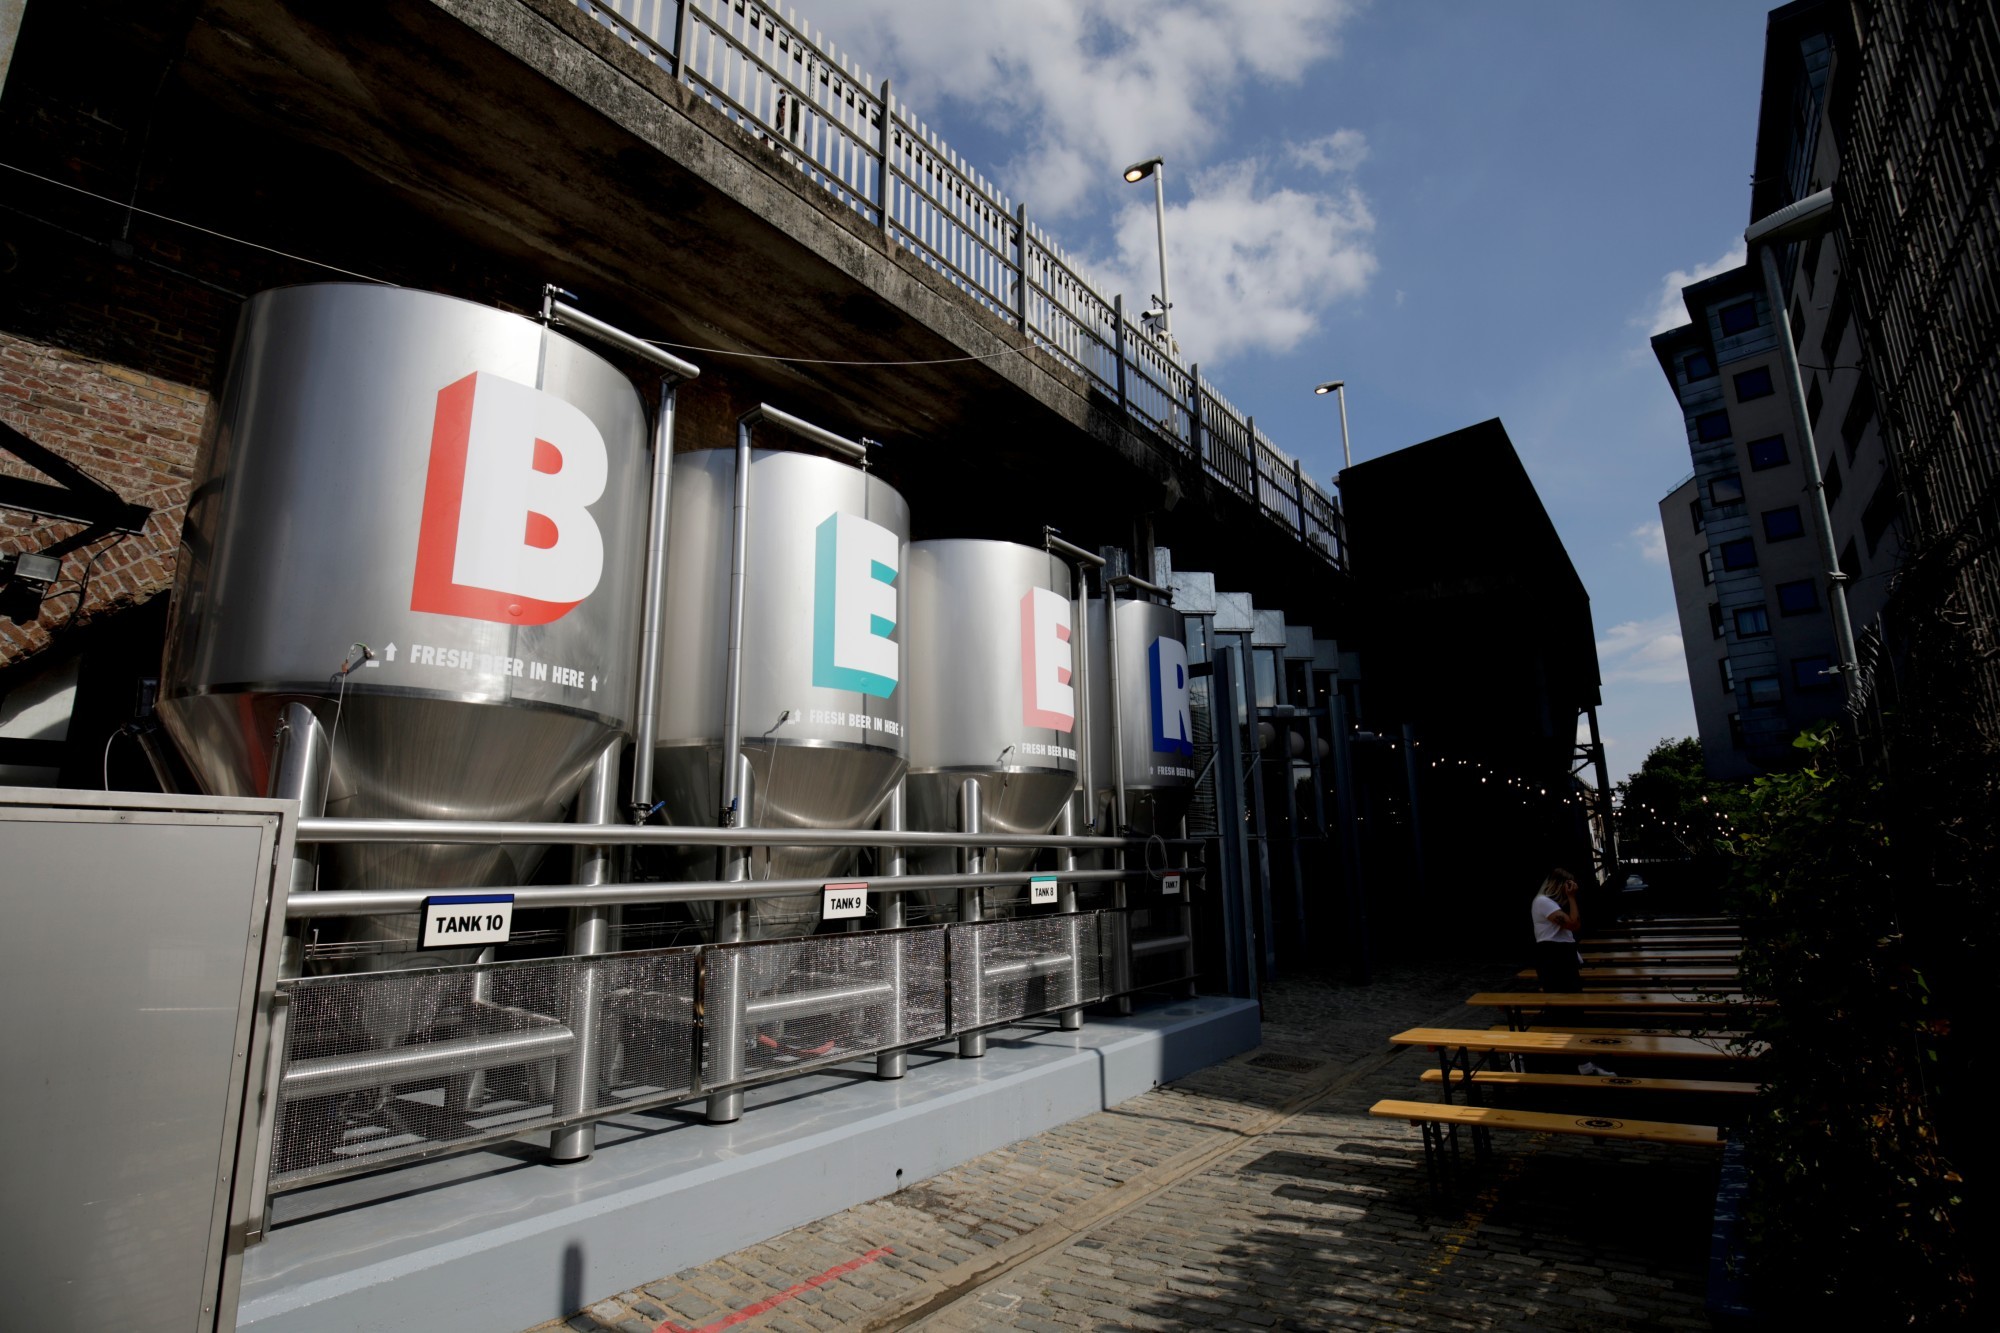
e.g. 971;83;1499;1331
653;447;911;938
157;284;649;902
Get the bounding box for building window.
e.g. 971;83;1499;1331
1720;538;1758;570
1745;675;1783;707
1806;375;1824;425
1763;506;1806;541
1840;538;1861;583
1801;232;1824;294
1684;350;1716;381
1863;475;1899;553
1734;366;1776;401
1747;435;1789;470
1719;300;1758;337
1711;473;1745;505
1777;579;1820;615
1728;713;1746;748
1735;605;1771;638
1700;549;1714;586
1709;601;1725;637
1720;658;1735;693
1793;655;1835;690
1696;410;1732;442
1689;497;1704;532
1824;454;1843;504
1789;298;1806;346
1842;378;1876;461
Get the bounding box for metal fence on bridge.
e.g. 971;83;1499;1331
575;0;1345;569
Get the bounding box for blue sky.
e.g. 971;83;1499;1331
803;0;1778;782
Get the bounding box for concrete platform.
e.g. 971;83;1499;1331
236;995;1259;1333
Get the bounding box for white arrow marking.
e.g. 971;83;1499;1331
383;643;399;662
590;675;599;691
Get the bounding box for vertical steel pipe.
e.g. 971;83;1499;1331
550;744;619;1162
876;783;908;1080
628;381;680;818
1178;813;1198;999
706;757;754;1123
266;701;330;979
1103;592;1133;1015
1056;802;1084;1030
957;778;986;1058
719;414;755;837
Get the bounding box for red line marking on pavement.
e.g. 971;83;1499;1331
654;1247;895;1333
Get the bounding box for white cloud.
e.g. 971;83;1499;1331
806;0;1364;214
1286;129;1369;175
1640;240;1746;335
1596;612;1688;686
1630;519;1668;566
1101;160;1375;361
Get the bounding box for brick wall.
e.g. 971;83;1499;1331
0;331;206;665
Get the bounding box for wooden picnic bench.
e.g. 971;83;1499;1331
1467;991;1761;1029
1513;966;1741;984
1489;1025;1748;1041
1371;1098;1724;1190
1581;950;1741;963
1419;1068;1760;1096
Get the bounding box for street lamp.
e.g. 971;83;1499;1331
1314;379;1352;472
1743;186;1860;701
1122;156;1172;336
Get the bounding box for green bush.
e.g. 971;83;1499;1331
1728;728;1974;1325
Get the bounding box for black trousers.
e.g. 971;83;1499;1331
1533;939;1583;992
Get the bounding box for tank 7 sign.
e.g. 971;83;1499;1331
1021;586;1075;731
1150;635;1193;757
412;371;609;624
812;511;901;698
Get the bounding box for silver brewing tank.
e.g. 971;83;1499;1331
654;447;910;937
904;540;1080;908
158;284;649;900
1082;596;1198;837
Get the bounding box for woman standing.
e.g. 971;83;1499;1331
1530;868;1584;992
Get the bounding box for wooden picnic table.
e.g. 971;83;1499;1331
1467;991;1763;1029
1390;1026;1756;1104
1513;966;1741;984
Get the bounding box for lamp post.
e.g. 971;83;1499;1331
1743;187;1859;701
1313;379;1352;472
1122;156;1171;336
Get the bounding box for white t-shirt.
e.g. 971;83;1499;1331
1531;893;1574;943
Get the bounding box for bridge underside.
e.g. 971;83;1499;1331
2;0;1346;621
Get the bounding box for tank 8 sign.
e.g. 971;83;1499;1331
813;511;901;697
412;371;608;624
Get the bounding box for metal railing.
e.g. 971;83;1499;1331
575;0;1345;569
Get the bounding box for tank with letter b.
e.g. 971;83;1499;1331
1083;596;1197;838
158;284;650;901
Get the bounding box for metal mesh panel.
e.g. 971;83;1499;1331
702;927;948;1086
949;913;1105;1032
272;948;698;1188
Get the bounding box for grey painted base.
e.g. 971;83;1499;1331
238;996;1259;1333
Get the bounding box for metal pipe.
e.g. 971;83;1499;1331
983;953;1075;982
957;778;986;1058
1042;527;1106;569
877;783;907;1080
1056;802;1083;1030
267;702;331;979
1755;241;1860;696
720;414;755;833
1178;813;1197;999
1106;572;1170;600
629;381;680;818
294;818;1192;851
707;758;753;1123
545;295;701;379
1102;584;1133;1015
1151;163;1172;336
1335;383;1352;473
285;864;1206;918
550;745;618;1163
745;981;894;1021
281;1025;576;1101
1070;559;1095;831
742;402;868;462
1131;934;1194;958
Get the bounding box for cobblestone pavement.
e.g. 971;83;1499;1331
526;960;1724;1332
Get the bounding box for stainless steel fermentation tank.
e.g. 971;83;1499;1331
1083;596;1198;838
904;540;1080;912
158;284;649;904
654;447;911;938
